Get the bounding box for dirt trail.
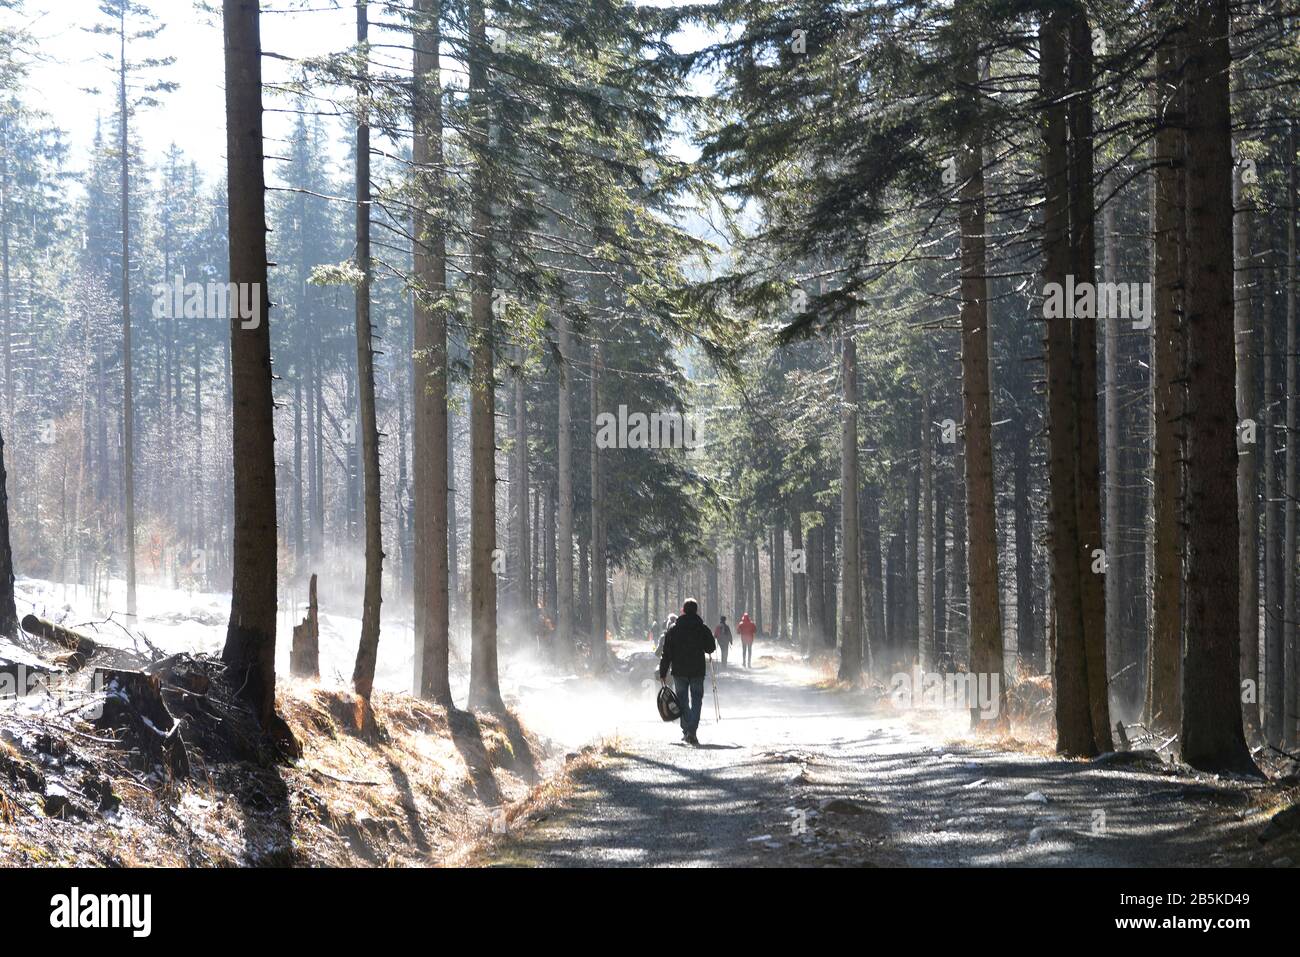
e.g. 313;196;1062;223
490;652;1297;868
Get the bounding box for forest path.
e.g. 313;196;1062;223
491;650;1285;867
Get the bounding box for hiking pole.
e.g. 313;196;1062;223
709;654;721;722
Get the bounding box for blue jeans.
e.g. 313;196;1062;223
674;676;705;735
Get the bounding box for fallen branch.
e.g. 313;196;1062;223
20;614;96;669
308;766;383;787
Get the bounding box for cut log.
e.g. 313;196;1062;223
93;667;189;778
20;615;96;670
291;573;320;678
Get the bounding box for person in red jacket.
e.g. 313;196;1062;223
737;612;757;668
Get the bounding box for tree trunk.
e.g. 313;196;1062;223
1042;9;1093;754
1232;53;1259;734
220;0;293;748
958;44;1005;728
118;12;137;619
1265;263;1285;743
807;522;824;653
905;415;919;658
544;482;557;621
1067;12;1112;751
467;0;502;711
839;330;863;679
514;350;531;630
556;304;575;663
0;426;17;637
448;394;461;631
350;0;384;702
1146;31;1186;736
771;523;784;640
589;341;607;671
933;474;948;668
1179;0;1257;774
1103;164;1123;694
950;444;968;655
291;573;320;678
1286;123;1299;747
919;392;934;671
789;507;805;648
732;541;744;621
411;0;451;703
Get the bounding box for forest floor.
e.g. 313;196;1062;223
479;643;1300;868
3;575;1299;868
0;661;580;866
0;578;595;866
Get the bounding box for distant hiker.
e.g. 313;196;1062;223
655;613;678;658
659;599;716;746
714;615;733;670
737;612;756;668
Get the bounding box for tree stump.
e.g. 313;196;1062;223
94;668;189;778
291;574;320;678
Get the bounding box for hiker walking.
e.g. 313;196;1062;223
655;613;677;658
737;611;757;668
714;615;733;670
659;599;715;746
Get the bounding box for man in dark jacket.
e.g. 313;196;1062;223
658;598;715;745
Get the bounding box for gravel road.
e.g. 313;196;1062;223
490;652;1293;868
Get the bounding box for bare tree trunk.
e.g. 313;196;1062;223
1286;122;1299;747
1180;0;1257;774
771;523;784;639
1042;10;1093;754
220;0;293;748
412;0;451;703
1;116;11;429
589;341;607;671
1103;165;1123;696
934;474;948;667
1146;32;1186;736
950;443;967;655
544;482;556;620
467;0;502;711
350;0;384;701
905;412;919;657
556;305;574;664
1013;442;1036;670
118;11;137;619
807;521;824;653
958;44;1005;728
514;349;531;633
789;507;805;648
732;541;744;621
919;392;934;671
1068;12;1112;751
1232;54;1260;735
839;330;863;680
448;397;460;632
1265;263;1284;743
531;485;541;611
0;426;16;636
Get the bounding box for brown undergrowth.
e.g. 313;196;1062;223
0;669;559;867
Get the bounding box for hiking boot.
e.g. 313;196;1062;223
687;732;700;746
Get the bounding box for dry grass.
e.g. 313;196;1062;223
447;736;622;867
0;673;558;868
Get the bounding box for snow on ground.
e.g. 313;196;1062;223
10;575;624;749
